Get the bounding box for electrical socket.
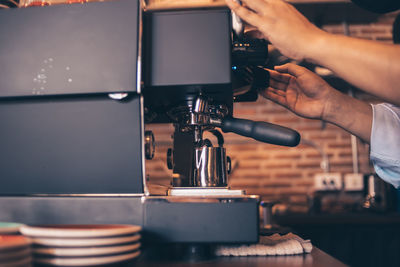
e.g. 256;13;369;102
344;173;364;191
314;173;342;191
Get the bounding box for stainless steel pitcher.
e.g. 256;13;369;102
193;146;229;187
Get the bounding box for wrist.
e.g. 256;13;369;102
303;29;331;64
321;89;344;123
322;91;373;143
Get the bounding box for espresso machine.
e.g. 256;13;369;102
0;0;299;245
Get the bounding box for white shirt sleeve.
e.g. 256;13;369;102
370;103;400;188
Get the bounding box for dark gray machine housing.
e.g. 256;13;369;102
0;0;140;96
0;1;259;243
0;1;237;194
143;8;233;122
0;0;144;194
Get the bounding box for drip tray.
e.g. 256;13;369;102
168;187;245;197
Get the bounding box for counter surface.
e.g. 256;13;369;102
134;247;347;267
275;212;400;267
276;212;400;225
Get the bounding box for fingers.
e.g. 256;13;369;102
244;29;265;40
274;63;308;78
267;86;286;98
269;79;288;93
262;88;288;107
225;0;263;27
267;68;293;94
239;0;268;14
269;69;291;84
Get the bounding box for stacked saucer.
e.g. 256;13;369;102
0;222;25;235
20;224;142;266
0;235;32;267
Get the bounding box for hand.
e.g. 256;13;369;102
225;0;326;60
263;63;373;143
261;63;336;120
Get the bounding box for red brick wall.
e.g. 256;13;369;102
145;4;399;206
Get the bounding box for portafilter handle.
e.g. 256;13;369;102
219;117;301;147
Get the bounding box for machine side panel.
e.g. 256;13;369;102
0;0;139;97
0;96;144;194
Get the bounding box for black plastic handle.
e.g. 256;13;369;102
220;117;301;147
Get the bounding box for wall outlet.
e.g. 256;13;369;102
344;173;364;191
314;173;342;191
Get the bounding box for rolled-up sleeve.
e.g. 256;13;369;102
370;103;400;188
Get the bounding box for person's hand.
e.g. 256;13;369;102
225;0;326;61
261;63;336;120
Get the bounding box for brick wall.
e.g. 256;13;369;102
145;2;399;206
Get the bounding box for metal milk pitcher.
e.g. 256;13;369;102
193;146;229;187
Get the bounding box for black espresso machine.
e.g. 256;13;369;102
0;0;300;245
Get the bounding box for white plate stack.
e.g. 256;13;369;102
20;224;142;266
0;222;25;235
0;235;32;267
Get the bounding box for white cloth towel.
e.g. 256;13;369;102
215;233;312;256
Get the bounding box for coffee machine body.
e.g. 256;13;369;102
0;0;144;195
0;0;264;244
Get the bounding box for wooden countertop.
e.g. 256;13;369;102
276;212;400;225
134;247;347;267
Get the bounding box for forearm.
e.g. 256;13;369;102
322;90;372;143
306;33;400;105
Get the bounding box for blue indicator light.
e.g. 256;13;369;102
232;66;237;70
